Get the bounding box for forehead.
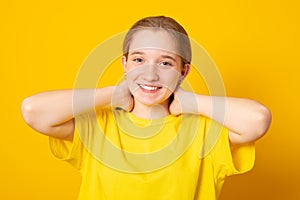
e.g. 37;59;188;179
129;29;179;55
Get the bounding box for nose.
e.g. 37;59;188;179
142;64;159;82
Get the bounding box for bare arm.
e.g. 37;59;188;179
169;88;272;144
21;82;133;140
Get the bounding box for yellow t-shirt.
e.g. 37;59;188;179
49;108;255;200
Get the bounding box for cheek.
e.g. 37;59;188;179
126;67;141;82
125;69;141;94
158;69;181;91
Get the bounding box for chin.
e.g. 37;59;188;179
132;87;172;106
137;99;163;106
135;95;171;107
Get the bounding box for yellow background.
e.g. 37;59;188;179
1;0;299;199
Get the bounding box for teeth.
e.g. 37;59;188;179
140;84;158;91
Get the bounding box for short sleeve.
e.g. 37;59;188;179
49;114;92;170
207;119;255;177
49;129;85;170
49;109;109;171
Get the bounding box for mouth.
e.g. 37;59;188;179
138;84;162;92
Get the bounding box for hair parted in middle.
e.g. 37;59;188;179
122;16;192;66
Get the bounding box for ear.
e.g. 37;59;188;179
121;56;127;74
181;63;190;78
178;64;190;85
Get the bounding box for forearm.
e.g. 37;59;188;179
195;94;271;142
21;87;114;133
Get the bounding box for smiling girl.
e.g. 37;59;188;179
21;16;271;199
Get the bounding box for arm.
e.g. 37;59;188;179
21;82;133;140
169;88;271;144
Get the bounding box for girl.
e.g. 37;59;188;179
21;16;271;199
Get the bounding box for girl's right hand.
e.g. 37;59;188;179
111;80;134;111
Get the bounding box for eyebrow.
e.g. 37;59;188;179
128;51;145;56
128;51;177;62
161;55;176;62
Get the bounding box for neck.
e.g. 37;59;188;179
131;100;170;119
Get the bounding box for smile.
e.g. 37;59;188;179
139;84;162;91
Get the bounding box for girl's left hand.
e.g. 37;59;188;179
169;88;198;115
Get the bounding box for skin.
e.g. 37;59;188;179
121;30;189;119
122;52;185;119
21;29;271;144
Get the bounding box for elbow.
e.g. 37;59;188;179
21;97;36;127
254;104;272;139
230;102;272;144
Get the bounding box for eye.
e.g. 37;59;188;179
133;58;143;63
160;61;173;66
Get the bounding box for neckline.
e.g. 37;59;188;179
117;109;180;127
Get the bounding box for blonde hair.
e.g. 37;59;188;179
123;16;192;65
